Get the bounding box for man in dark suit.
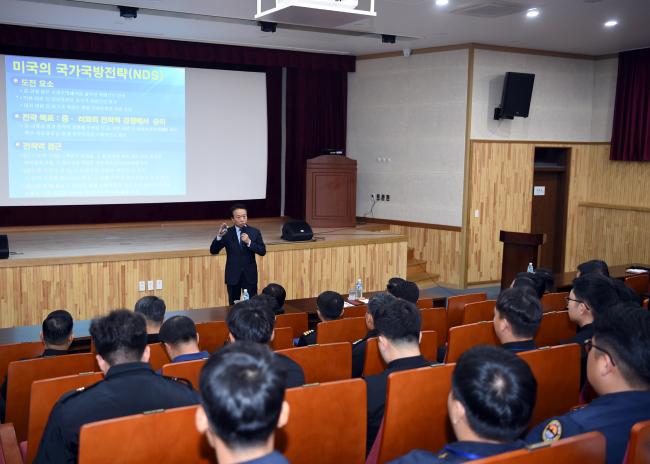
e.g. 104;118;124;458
210;203;266;305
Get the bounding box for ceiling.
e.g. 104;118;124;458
1;0;649;56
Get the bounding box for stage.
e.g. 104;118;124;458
0;218;407;328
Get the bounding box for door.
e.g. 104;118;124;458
530;169;567;272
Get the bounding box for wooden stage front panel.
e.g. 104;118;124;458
0;220;407;328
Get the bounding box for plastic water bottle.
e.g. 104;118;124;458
355;278;363;299
527;262;534;274
242;289;250;301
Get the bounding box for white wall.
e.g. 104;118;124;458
590;58;618;141
347;50;469;227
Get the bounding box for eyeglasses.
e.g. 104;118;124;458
584;339;616;366
565;297;583;304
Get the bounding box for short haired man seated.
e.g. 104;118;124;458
392;345;537;463
352;292;396;378
297;290;344;346
34;309;199;463
262;283;287;315
159;315;209;364
493;287;542;353
196;341;290;464
386;277;420;304
227;296;305;388
134;295;166;343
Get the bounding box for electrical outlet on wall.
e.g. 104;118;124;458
138;281;145;292
386;194;390;201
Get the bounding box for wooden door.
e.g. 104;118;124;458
531;169;567;272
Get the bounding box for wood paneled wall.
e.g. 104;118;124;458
0;240;406;328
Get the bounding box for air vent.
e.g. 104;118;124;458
450;1;527;18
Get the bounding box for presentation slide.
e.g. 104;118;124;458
0;54;268;206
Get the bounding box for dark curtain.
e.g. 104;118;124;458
610;48;650;161
284;68;349;219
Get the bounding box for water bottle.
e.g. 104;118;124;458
355;278;363;299
242;289;250;301
527;262;534;274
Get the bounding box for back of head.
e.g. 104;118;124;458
452;345;537;442
262;284;286;312
199;341;287;448
316;291;344;320
387;278;420;303
577;259;610;277
535;268;555;293
571;273;619;318
593;302;650;389
159;316;198;346
253;293;281;316
227;299;275;344
134;296;166;325
89;309;147;366
386;277;406;295
511;272;545;299
42;309;74;346
495;287;543;339
367;292;397;319
373;298;421;345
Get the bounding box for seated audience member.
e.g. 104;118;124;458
392;345;537;463
387;277;420;304
134;295;166;343
196;341;290;464
297;290;344;346
34;309;199;463
511;272;545;299
159;316;209;363
527;303;650;464
352;292;396;378
262;283;287;315
535;268;555;293
493;287;542;353
365;298;435;452
566;273;620;321
576;259;610;277
227;297;305;388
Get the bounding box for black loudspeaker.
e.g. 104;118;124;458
0;235;8;259
494;72;535;120
281;220;313;242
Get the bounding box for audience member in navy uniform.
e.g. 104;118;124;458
262;283;287;315
511;272;546;299
227;296;305;388
526;303;650;464
493;287;542;353
352;292;396;378
391;345;536;463
34;309;199;463
134;295;166;343
365;298;435;453
387;277;420;304
159;315;209;364
196;341;290;464
296;290;344;347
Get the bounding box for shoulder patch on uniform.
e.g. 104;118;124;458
437;451;449;460
542;419;563;442
302;329;314;336
352;338;364;345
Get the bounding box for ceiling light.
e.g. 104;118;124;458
604;19;618;27
526;8;540;18
435;0;449;6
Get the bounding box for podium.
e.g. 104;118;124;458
499;230;545;289
305;155;357;228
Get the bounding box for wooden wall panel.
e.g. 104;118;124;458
0;241;406;329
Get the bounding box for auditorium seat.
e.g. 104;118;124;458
420;308;448;347
534;311;576;347
373;364;455;463
0;342;43;387
270;326;294;350
315;317;367;344
275;312;308;338
518;344;581;428
275;342;351;383
446;292;487;328
625;273;649;297
26;372;104;464
445;321;499;363
161;359;206;392
0;423;23;464
362;330;438;377
147;343;171;371
6;353;97;442
194;321;228;353
342;305;367;318
472;431;605;463
626;419;650;464
77;405;214;464
541;292;569;313
416;298;434;309
276;379;366;464
462;300;497;324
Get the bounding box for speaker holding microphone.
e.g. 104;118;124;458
281;220;313;242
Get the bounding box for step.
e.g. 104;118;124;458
407;248;415;260
407;270;440;283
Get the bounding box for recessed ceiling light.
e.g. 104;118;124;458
604;19;618;27
526;8;540;18
436;0;449;6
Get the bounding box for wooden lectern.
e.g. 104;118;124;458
499;230;545;289
305;155;357;228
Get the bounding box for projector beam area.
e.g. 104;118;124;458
255;0;376;28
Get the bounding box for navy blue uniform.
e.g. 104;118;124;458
501;339;536;353
352;329;378;378
296;329;317;347
242;451;289;463
560;323;593;387
275;353;305;388
34;362;199;463
526;390;650;464
389;441;527;463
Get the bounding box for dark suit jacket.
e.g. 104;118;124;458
210;225;266;285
